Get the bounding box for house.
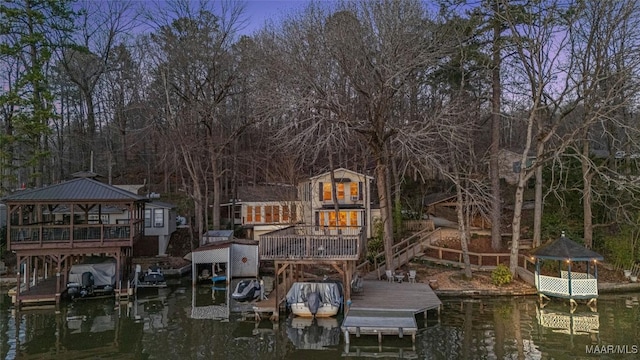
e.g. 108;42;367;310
142;200;177;256
298;168;377;238
113;185;177;256
220;184;302;240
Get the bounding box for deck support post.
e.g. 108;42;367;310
344;330;350;344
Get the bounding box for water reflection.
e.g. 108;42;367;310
286;316;341;350
1;284;640;359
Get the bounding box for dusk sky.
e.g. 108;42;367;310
240;0;315;34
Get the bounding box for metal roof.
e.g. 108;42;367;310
531;234;604;261
1;178;147;203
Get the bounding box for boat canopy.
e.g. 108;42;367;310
286;282;343;308
68;261;116;287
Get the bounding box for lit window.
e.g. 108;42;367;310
265;206;272;223
273;205;280;222
323;183;332;200
337;183;345;200
255;206;261;222
283;205;289;222
350;183;358;200
247;206;253;223
350;211;358;227
339;211;347;227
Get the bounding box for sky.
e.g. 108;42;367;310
240;0;314;34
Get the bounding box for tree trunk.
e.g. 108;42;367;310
582;139;594;249
533;141;544;248
490;9;503;251
456;179;473;279
375;161;394;271
509;179;526;275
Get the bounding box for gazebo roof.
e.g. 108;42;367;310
1;178;147;203
531;234;604;261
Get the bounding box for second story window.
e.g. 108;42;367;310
323;183;332;200
350;182;359;200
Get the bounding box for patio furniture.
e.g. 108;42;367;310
385;270;394;283
408;270;416;283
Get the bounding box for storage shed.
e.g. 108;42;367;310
186;239;259;285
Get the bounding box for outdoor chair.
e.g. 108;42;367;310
408;270;417;283
385;270;394;283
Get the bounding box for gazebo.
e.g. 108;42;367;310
531;232;604;308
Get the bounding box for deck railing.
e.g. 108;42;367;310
259;225;362;260
8;222;143;249
535;272;598;298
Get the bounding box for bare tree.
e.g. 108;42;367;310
254;0;452;270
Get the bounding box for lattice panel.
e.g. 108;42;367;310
561;271;592;279
570;279;598;297
538;275;569;296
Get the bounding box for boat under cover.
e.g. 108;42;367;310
286;281;343;318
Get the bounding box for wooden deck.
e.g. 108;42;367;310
342;280;442;345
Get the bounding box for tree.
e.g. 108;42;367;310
0;0;76;189
254;0;453;270
148;0;248;235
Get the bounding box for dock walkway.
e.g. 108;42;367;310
342;279;442;345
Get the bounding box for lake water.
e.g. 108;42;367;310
1;279;639;359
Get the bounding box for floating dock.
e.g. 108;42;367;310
342;280;442;345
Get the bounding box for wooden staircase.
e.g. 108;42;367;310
358;227;447;280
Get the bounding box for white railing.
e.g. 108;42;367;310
560;270;595;279
536;273;598;298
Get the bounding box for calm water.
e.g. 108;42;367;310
1;279;639;359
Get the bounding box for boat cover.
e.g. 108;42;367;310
286;282;343;308
68;261;116;287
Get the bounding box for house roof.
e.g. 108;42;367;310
1;178;147;203
308;168;373;181
147;200;176;209
232;185;298;203
531;234;604;261
192;238;258;252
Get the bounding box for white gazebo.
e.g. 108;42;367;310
531;232;604;308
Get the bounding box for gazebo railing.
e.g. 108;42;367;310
560;270;595;279
535;272;598;298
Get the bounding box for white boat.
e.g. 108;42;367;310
286;281;343;318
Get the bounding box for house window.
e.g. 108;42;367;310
144;209;152;227
283;205;290;222
254;206;262;222
247;206;253;223
273;205;280;222
154;209;164;227
265;206;272;223
323;183;332;201
337;183;345;200
339;211;347;227
350;182;358;200
350;211;358;228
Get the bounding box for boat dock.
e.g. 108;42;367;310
342;280;442;345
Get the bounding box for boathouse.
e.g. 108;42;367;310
531;232;604;307
3;177;147;307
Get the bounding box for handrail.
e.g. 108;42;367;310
359;227;442;279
